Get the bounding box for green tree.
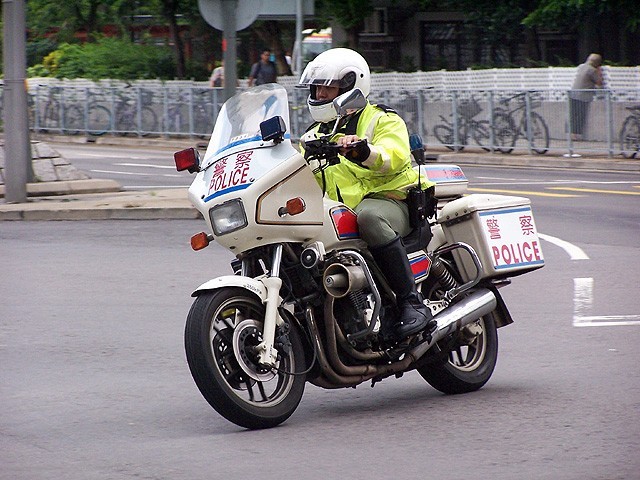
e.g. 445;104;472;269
251;20;295;75
26;0;119;42
523;0;640;64
316;0;374;49
24;0;202;78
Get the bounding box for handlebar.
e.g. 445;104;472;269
303;137;367;165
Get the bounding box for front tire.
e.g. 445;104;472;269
492;112;517;154
472;120;491;151
433;124;464;151
184;288;306;429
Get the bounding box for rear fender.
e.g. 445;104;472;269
488;284;514;328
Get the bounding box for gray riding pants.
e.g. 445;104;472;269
355;197;411;248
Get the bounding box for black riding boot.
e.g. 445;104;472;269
370;236;437;341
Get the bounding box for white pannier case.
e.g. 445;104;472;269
438;194;545;282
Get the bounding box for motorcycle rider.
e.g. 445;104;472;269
297;47;437;342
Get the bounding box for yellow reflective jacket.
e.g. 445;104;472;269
303;102;434;209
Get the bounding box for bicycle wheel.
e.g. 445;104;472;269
433;124;464;151
492;112;517;154
114;108;132;136
62;105;83;135
139;106;158;136
620;115;640;159
87;105;111;136
193;106;214;139
471;120;491;151
527;112;550;154
37;103;55;133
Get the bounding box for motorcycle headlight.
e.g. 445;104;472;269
209;199;247;236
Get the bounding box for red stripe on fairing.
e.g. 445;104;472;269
424;166;467;182
331;208;359;239
410;255;431;278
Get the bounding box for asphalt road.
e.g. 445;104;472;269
2;152;640;478
50;142;196;190
2;162;639;479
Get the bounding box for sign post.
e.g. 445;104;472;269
2;0;32;203
198;0;260;100
198;0;314;99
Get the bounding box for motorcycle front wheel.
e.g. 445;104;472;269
184;288;306;429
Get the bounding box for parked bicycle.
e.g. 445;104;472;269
619;105;640;159
165;90;215;138
113;87;158;136
85;100;112;136
433;96;490;151
34;86;84;135
491;91;549;154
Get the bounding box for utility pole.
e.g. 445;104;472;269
221;0;237;101
2;0;32;203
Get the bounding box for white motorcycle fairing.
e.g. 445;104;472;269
187;84;367;254
177;83;545;430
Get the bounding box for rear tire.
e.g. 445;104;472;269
417;312;498;394
528;112;550;154
418;257;499;394
184;288;306;429
620;116;640;159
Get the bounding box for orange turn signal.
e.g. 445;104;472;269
190;232;212;251
278;197;306;217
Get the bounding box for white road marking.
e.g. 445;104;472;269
539;233;589;260
124;185;188;190
539;237;637;327
114;163;175;169
573;278;640;327
90;169;181;177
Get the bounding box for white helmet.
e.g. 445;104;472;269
297;48;371;123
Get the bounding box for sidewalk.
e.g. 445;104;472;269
1;136;639;221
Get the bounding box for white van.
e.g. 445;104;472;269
292;28;332;75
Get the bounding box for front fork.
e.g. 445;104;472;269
255;245;284;368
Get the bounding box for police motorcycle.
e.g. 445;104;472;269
174;84;545;430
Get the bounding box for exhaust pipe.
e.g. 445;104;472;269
323;263;368;298
411;288;497;358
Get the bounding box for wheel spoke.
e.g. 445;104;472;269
257;381;269;402
245;378;256;401
451;346;464;366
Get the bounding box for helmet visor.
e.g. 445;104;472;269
297;63;354;89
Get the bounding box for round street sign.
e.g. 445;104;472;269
198;0;262;31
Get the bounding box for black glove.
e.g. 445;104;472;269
342;139;370;164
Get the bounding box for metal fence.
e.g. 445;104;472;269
2;82;640;158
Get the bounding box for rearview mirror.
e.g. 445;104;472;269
333;89;367;117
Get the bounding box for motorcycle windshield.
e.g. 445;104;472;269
203;84;292;167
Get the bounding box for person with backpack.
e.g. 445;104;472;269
248;49;277;86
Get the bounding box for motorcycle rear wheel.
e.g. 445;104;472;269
417;311;498;394
184;288;306;429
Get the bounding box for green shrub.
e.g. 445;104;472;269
29;37;177;80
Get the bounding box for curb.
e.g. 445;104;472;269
436;153;640;173
0;207;201;221
0;179;122;198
